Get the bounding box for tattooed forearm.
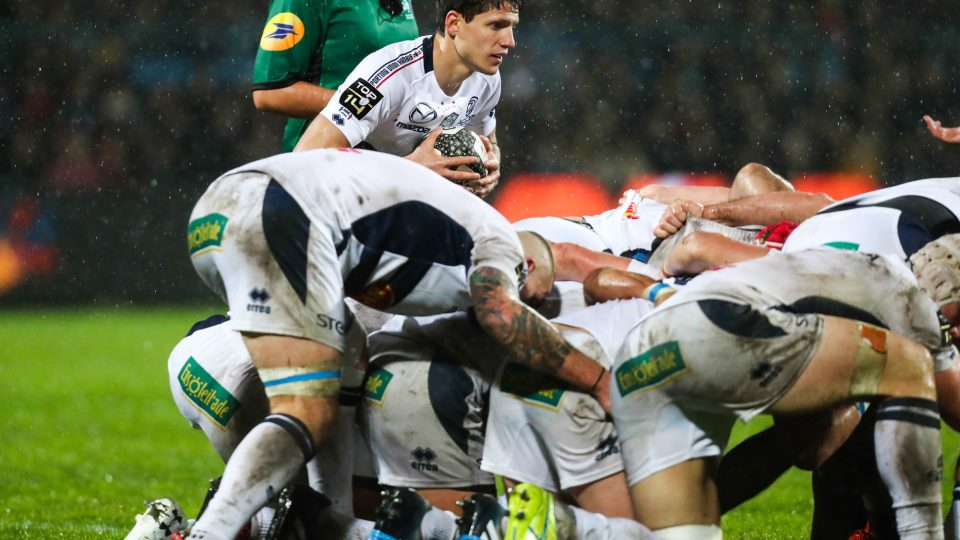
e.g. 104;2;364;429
469;267;572;374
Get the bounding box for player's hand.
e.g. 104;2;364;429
470;134;500;198
653;199;704;238
923;115;960;144
406;128;483;183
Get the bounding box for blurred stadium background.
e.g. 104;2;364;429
3;0;960;304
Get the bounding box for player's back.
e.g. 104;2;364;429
658;250;946;361
218;149;522;315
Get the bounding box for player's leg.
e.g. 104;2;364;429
187;174;354;539
565;472;634;519
189;335;342;540
770;316;942;539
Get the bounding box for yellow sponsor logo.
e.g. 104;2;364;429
179;357;239;428
187;213;228;255
616;341;688;397
260;13;305;51
364;368;393;405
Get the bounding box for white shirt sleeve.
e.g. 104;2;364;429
318;50;405;147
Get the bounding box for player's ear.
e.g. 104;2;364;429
445;10;461;37
525;256;536;274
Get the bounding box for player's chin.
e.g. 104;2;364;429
478;57;503;75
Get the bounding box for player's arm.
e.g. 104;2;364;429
469;266;611;412
582;267;677;307
252;0;328;119
662;231;770;276
294;113;352;150
253;82;336;118
635;184;731;206
551;241;657;281
654;191;833;238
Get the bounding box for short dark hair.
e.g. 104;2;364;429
434;0;522;35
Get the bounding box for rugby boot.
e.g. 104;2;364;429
367;487;431;540
123;498;188;540
263;485;331;540
848;522;877;540
503;484;556;540
455;493;505;540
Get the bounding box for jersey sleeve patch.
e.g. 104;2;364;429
259;12;305;52
339;78;384;119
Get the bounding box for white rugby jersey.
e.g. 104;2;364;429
582;195;668;259
821;177;960;217
656;250;956;371
552;299;653;369
221;149;524;316
785;177;960;258
319;36;499;156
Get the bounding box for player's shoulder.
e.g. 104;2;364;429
354;35;433;86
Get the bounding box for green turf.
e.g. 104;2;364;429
0;308;957;539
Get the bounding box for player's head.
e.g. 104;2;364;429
434;0;521;75
517;231;555;307
911;234;960;343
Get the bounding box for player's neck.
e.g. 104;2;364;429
432;33;472;96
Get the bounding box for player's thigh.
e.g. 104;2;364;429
770;316;936;415
627;457;721;530
565;471;634;519
612;388;730;528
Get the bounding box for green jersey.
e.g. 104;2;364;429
252;0;418;151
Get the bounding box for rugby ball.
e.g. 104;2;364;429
433;127;488;177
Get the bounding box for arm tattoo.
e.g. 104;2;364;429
470;267;572;375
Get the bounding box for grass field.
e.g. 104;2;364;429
1;308;958;539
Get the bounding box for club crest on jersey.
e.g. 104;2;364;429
178;357;240;429
616;341;689;397
188;213;228;255
259;13;305;51
364;367;394;405
339;78;383;119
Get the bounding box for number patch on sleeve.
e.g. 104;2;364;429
339;78;383;119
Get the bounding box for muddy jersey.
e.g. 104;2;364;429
319;36;499;155
785;177;960;261
654;250;956;371
818;177;960;237
215;149;523;316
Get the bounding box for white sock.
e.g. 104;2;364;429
556;501;657;540
314;506;374;540
420;507;457;540
874;398;944;539
189;415;313;540
945;483;960;540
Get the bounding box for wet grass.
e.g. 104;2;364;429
0;308;956;539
